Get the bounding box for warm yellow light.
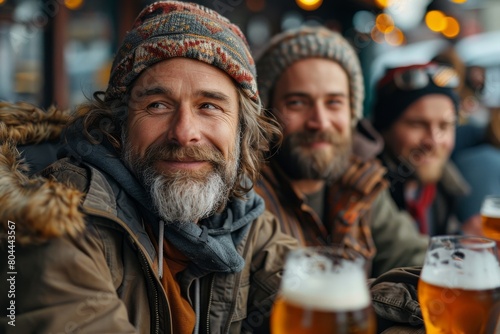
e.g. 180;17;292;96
375;0;393;9
442;17;460;38
375;13;395;34
0;0;6;4
385;27;405;46
371;26;385;44
64;0;84;10
425;10;447;32
451;0;467;3
296;0;323;11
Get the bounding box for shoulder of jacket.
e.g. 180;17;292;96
439;161;470;197
0;143;86;245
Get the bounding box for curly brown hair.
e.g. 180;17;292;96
68;88;282;199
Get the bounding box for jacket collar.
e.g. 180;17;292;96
0;102;84;244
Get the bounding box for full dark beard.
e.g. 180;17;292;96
275;130;352;182
122;138;239;222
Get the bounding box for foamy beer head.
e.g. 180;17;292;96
271;247;376;334
481;195;500;241
419;236;500;334
280;248;370;311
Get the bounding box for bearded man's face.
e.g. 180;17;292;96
271;58;353;181
123;58;241;222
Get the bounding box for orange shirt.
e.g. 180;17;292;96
146;224;195;334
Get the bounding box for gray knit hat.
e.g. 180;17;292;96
105;1;258;103
256;26;364;124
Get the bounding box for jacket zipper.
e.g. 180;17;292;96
83;207;173;334
139;249;160;334
206;274;215;334
223;221;256;333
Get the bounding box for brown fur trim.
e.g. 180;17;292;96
0;101;72;145
0;141;85;244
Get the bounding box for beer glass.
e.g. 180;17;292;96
481;195;500;241
418;236;500;334
271;247;376;334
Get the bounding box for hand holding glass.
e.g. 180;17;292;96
271;247;376;334
418;236;500;334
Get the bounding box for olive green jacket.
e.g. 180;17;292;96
0;153;298;334
0;101;299;333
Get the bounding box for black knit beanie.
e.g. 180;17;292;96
372;63;460;132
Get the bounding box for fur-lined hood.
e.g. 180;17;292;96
0;102;84;244
0;101;71;145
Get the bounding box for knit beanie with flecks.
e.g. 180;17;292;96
105;1;258;104
256;26;364;124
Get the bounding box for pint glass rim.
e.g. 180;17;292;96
484;194;500;201
429;235;497;249
482;194;500;208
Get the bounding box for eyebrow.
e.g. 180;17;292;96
282;92;347;99
131;87;232;103
196;90;232;103
133;86;171;98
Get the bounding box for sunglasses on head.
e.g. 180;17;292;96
380;63;460;91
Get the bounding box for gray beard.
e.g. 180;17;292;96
122;132;240;223
145;168;229;223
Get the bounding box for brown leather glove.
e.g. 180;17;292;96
327;156;389;261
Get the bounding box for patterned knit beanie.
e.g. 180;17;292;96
105;1;258;103
256;26;364;124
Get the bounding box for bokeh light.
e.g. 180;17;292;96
64;0;84;10
296;0;323;11
353;10;375;34
371;26;385;44
0;0;5;5
451;0;467;3
246;0;265;13
425;10;447;32
375;0;393;9
281;11;303;31
375;13;395;34
247;15;271;46
385;27;405;46
442;16;460;38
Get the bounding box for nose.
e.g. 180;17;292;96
306;102;330;131
166;105;201;145
421;125;440;151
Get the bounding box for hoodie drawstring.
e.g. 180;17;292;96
158;220;165;279
193;278;200;334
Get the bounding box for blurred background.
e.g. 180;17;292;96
0;0;499;118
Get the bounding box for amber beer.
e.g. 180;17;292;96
419;237;500;334
481;195;500;240
271;247;376;334
271;296;376;334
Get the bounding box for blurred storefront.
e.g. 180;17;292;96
0;0;498;110
0;0;140;108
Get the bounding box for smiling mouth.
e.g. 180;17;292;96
156;159;210;171
304;141;332;148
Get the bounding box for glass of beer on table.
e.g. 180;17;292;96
481;195;500;241
418;236;500;334
271;247;376;334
